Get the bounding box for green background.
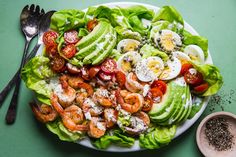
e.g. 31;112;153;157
0;0;235;157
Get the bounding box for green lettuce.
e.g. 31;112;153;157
21;56;54;105
109;49;122;61
152;6;184;25
191;61;223;96
139;125;177;149
92;129;135;149
50;9;85;32
183;30;208;58
140;44;169;61
115;26;142;42
46;120;84;142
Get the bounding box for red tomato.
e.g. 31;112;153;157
61;44;77;59
98;71;112;81
87;19;98;32
115;71;126;87
50;55;66;72
142;96;153;112
66;63;80;74
151;80;167;94
184;68;203;86
194;83;209;93
45;44;58;57
81;67;90;80
180;63;193;76
89;66;101;78
43;30;58;47
149;87;163;103
101;59;117;74
64;30;79;44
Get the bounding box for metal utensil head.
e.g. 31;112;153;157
20;4;45;39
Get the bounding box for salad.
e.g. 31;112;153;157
22;5;223;149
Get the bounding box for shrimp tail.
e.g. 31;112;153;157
50;94;64;115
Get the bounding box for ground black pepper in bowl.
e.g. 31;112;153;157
204;117;234;151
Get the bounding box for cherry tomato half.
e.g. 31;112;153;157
148;87;163;103
64;30;79;44
142;96;153;112
50;55;66;72
45;44;58;57
194;83;209;93
98;71;112;81
151;80;167;94
87;19;98;32
180;63;193;76
89;66;101;78
61;44;77;59
43;30;58;47
115;71;126;88
184;68;203;86
66;63;80;74
101;59;117;74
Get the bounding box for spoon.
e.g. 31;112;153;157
5;4;45;124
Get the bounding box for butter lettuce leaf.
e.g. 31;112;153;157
46;120;84;142
152;6;184;25
140;44;169;61
139;125;176;149
191;61;223;96
21;56;54;104
92;129;135;149
50;9;85;32
183;30;208;58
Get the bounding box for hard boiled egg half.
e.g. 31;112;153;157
159;57;182;80
184;45;205;63
117;39;140;53
135;56;164;82
154;29;182;52
117;51;141;74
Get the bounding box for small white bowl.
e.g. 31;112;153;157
196;112;236;157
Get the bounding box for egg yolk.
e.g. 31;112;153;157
160;33;175;51
147;60;162;75
124;42;138;52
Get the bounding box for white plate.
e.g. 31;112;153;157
37;1;212;152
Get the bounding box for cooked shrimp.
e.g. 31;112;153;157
30;102;58;123
57;85;76;108
120;93;144;114
104;108;118;128
76;92;88;107
125;72;144;93
51;94;88;132
93;87;113;107
88;117;106;138
124;112;149;135
82;98;103;117
67;76;84;89
59;75;69;89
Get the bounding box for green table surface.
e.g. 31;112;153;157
0;0;236;157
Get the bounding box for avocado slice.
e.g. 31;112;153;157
83;26;113;64
178;92;193;123
92;29;117;65
148;83;174;116
76;21;109;49
75;24;110;59
150;85;185;123
174;87;191;123
157;78;188;126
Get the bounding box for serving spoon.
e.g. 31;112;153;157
5;5;45;124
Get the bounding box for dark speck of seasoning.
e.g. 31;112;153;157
205;117;234;151
208;89;236;112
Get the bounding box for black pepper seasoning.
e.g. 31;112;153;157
204;117;234;151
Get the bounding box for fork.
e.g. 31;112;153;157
5;4;45;124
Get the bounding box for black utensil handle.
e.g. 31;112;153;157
0;44;40;108
5;41;30;124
